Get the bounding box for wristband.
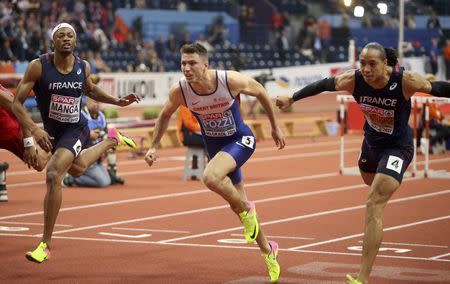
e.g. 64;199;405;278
23;137;34;148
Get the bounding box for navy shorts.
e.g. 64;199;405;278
358;138;414;183
51;123;90;159
204;132;256;185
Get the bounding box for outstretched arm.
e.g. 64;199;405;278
83;61;140;106
276;69;355;110
228;70;285;149
403;71;450;99
144;84;184;166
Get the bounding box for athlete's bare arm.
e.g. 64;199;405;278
12;59;53;152
227;70;275;123
335;69;356;93
227;70;285;149
402;71;431;100
83;61;140;106
0;88;13;111
144;84;184;166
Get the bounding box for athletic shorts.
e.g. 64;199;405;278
51;123;90;158
358;138;414;183
204;131;256;184
0;109;24;159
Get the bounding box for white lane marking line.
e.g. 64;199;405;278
0;172;338;220
8;166;185;188
7;139;363;177
158;189;447;244
7;147;360;188
0;233;448;263
112;227;190;233
98;232;151;238
256;139;362;153
289;214;450;250
52;177;373;236
294;248;450;262
8;154;449;189
429;253;450;260
358;241;448;248
230;233;314;240
0;221;72;227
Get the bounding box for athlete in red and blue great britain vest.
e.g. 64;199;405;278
179;70;253;145
353;66;412;147
179;70;255;184
33;53;87;138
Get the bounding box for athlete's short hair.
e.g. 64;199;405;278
362;42;398;67
180;43;208;58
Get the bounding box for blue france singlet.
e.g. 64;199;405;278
179;70;251;143
33;53;87;136
353;67;412;147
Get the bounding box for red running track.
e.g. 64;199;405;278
0;135;449;283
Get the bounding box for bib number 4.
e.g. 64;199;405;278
386;155;403;174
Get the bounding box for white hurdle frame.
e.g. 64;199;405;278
337;94;450;179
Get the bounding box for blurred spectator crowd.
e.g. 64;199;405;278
0;0;449;74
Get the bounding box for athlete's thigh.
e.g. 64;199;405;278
47;147;75;176
376;145;414;184
369;172;400;203
358;139;378;174
205;151;237;178
205;135;255;184
53;124;90;158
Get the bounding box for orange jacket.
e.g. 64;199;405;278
444;45;450;60
177;105;201;143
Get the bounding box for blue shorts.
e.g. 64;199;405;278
50;123;90;159
204;132;256;184
358;138;414;183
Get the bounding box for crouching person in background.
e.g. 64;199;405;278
63;97;124;187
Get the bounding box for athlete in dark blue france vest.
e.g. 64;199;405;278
276;42;450;284
12;23;140;263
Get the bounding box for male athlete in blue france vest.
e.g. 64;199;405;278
276;42;450;284
12;23;140;263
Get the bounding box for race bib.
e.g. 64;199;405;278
72;139;82;157
386;155;403;174
241;136;255;149
200;110;236;137
49;94;80;123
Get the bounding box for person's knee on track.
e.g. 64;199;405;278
202;168;224;191
45;169;63;189
366;174;399;218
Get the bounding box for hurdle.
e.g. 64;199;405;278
337;94;450;179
